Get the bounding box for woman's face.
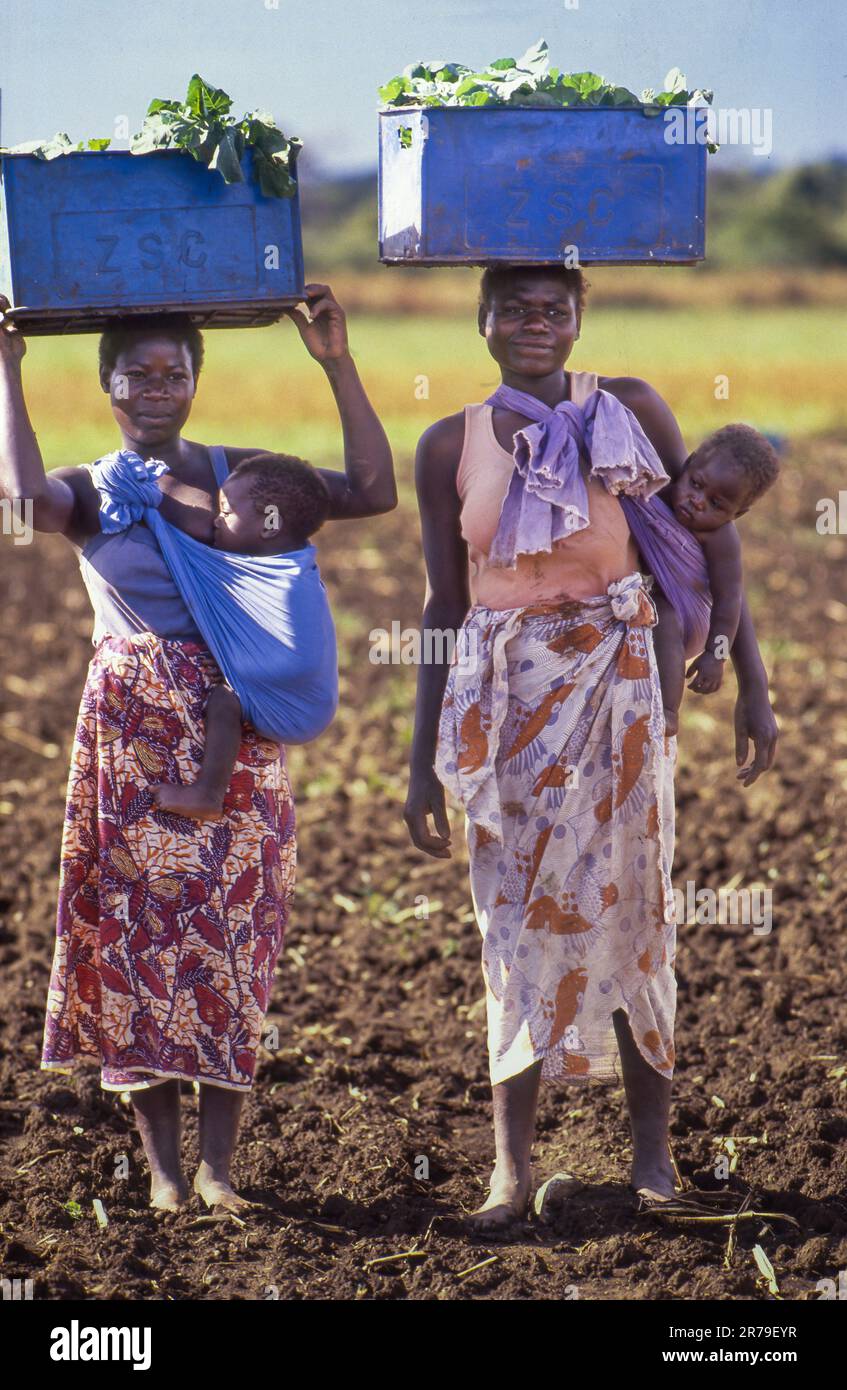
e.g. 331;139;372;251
101;335;197;449
478;275;581;378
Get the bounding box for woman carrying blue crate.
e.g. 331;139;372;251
0;286;396;1212
403;265;777;1228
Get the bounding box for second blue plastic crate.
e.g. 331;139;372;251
379;106;708;265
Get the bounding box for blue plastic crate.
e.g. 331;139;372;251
379;106;707;265
0;146;305;334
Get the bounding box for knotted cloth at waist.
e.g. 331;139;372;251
435;570;660;842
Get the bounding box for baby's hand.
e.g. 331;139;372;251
686;651;724;694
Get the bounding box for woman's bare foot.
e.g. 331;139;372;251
151;782;225;821
468;1062;542;1231
193;1163;256;1213
193;1085;250;1212
631;1154;677;1204
466;1167;531;1231
131;1082;187;1213
150;1176;190;1212
612;1008;677;1204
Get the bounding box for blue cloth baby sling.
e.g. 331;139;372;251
87;448;338;745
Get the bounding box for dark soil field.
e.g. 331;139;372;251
1;438;846;1302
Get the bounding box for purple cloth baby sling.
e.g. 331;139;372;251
485;383;712;654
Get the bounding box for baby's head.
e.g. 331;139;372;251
213;453;331;554
670;424;780;533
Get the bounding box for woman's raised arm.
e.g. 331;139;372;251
0;297;96;538
284;284;397;519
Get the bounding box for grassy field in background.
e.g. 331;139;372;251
23;303;847;492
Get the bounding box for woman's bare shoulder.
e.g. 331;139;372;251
413;411;467;502
416;410;466;464
597;374;661;405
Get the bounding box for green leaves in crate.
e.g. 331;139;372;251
0;75;302;197
131;75;302;197
241;114;304;199
0;133;113;158
379;39;715;148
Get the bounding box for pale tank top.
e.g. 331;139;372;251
72;445;230;646
456;371;639;609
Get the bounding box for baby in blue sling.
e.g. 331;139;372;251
89;448;338;821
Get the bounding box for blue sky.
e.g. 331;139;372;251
1;0;843;173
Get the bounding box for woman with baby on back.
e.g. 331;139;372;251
404;263;779;1228
0;284;396;1212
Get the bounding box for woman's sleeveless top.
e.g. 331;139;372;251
73;445;229;646
456;371;639;609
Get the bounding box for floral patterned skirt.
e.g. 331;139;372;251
41;632;296;1092
435;572;677;1087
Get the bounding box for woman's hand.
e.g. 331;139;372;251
283;283;350;366
404;765;453;858
734;684;778;787
0;295;26;366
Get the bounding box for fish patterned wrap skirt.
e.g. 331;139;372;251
41;632;296;1092
435;571;677;1087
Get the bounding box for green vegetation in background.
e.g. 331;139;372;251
706;162;847;268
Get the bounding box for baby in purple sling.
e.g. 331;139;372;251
486;388;781;738
625;423;780;734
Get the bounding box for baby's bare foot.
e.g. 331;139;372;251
663;708;680;738
151;783;225;821
193;1165;257;1213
